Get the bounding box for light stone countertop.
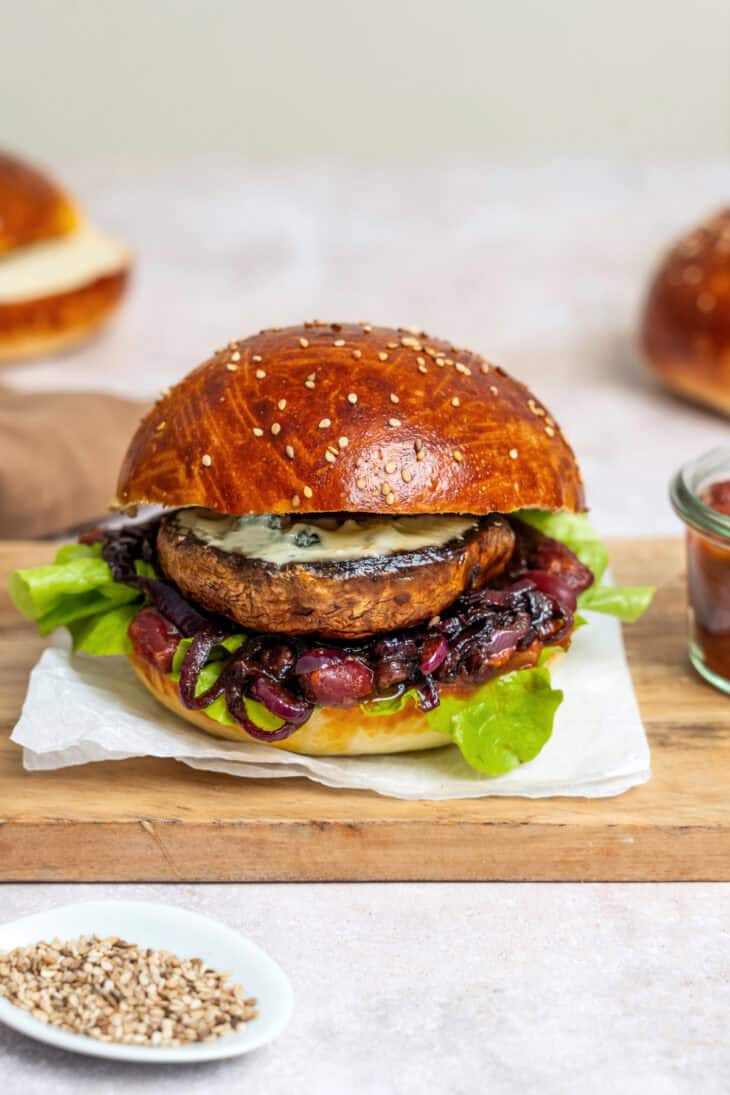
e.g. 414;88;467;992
2;882;730;1095
3;162;730;1093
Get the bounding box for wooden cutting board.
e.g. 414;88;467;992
1;537;729;882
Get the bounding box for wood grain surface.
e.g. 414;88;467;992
1;537;728;882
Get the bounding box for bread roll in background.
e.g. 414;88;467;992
0;151;130;362
640;209;730;415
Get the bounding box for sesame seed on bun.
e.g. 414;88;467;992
117;322;584;516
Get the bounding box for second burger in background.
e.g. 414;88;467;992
0;151;130;361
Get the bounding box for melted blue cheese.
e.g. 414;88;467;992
177;509;477;565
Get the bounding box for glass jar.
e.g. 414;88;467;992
671;447;730;694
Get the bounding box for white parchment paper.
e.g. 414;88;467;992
11;608;649;800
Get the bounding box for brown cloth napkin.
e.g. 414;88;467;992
0;386;145;539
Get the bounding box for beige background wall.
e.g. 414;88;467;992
2;0;729;161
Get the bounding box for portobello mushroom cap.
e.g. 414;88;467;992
157;511;516;639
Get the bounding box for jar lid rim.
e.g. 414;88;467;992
670;447;730;539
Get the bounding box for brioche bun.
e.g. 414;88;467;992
641;208;730;415
117;322;584;516
0;151;130;361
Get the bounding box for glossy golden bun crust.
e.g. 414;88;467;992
0;268;129;362
641;209;730;415
117;323;585;515
129;653;450;755
0;151;78;254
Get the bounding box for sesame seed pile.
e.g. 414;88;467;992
0;935;258;1047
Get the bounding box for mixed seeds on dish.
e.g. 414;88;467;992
0;935;257;1047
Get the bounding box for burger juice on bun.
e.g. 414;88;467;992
10;323;653;775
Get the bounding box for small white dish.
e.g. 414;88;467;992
0;900;293;1063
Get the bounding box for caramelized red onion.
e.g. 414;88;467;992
416;676;440;712
111;513;593;743
178;636;314;738
139;577;213;637
522;570;579;613
294;648;346;674
222;662;309;742
178;631;229;709
94;518;214;636
420;635;448;675
248;677;313;724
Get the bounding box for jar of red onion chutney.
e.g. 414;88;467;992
671;447;730;694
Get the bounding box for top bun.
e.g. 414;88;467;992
0;151;78;255
641;208;730;416
117;322;584;515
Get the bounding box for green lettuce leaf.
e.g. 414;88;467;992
54;543;103;565
68;603;141;656
8;542;154;655
35;584;139;637
9;543;112;620
515;509;654;622
577;584;654;623
426;665;563;775
358;665;562;776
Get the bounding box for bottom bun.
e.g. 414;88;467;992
130;646;564;758
0;269;129;363
129;653;450;756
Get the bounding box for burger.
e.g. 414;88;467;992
0;150;130;361
10;323;652;775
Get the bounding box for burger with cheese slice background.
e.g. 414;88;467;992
10;323;653;775
0;151;130;361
